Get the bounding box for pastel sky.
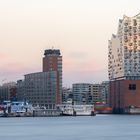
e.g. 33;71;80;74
0;0;140;86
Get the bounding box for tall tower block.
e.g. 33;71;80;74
43;49;62;104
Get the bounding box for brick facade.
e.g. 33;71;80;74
110;80;140;113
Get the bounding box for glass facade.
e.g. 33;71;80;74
24;71;57;109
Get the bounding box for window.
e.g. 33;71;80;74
129;84;136;90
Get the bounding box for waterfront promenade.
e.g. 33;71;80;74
0;115;140;140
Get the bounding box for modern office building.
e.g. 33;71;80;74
72;83;109;105
24;71;58;109
108;13;140;113
100;81;109;104
17;80;25;101
89;84;102;104
20;49;63;109
43;49;62;104
72;83;91;105
0;82;17;103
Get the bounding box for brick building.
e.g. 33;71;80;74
43;49;62;104
16;49;62;109
110;80;140;113
108;13;140;113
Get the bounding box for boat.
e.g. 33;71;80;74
57;104;95;116
94;102;112;114
0;101;33;117
10;101;33;117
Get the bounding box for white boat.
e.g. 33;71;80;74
10;101;33;117
57;104;95;116
0;101;33;117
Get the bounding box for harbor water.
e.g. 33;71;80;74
0;115;140;140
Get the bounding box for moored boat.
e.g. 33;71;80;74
57;104;95;116
0;101;33;117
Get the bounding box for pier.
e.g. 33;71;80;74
33;109;61;117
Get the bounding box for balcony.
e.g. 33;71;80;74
124;28;128;32
124;22;128;26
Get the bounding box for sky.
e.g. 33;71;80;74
0;0;140;86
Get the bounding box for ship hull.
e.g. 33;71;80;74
58;105;96;116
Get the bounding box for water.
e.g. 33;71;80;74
0;115;140;140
